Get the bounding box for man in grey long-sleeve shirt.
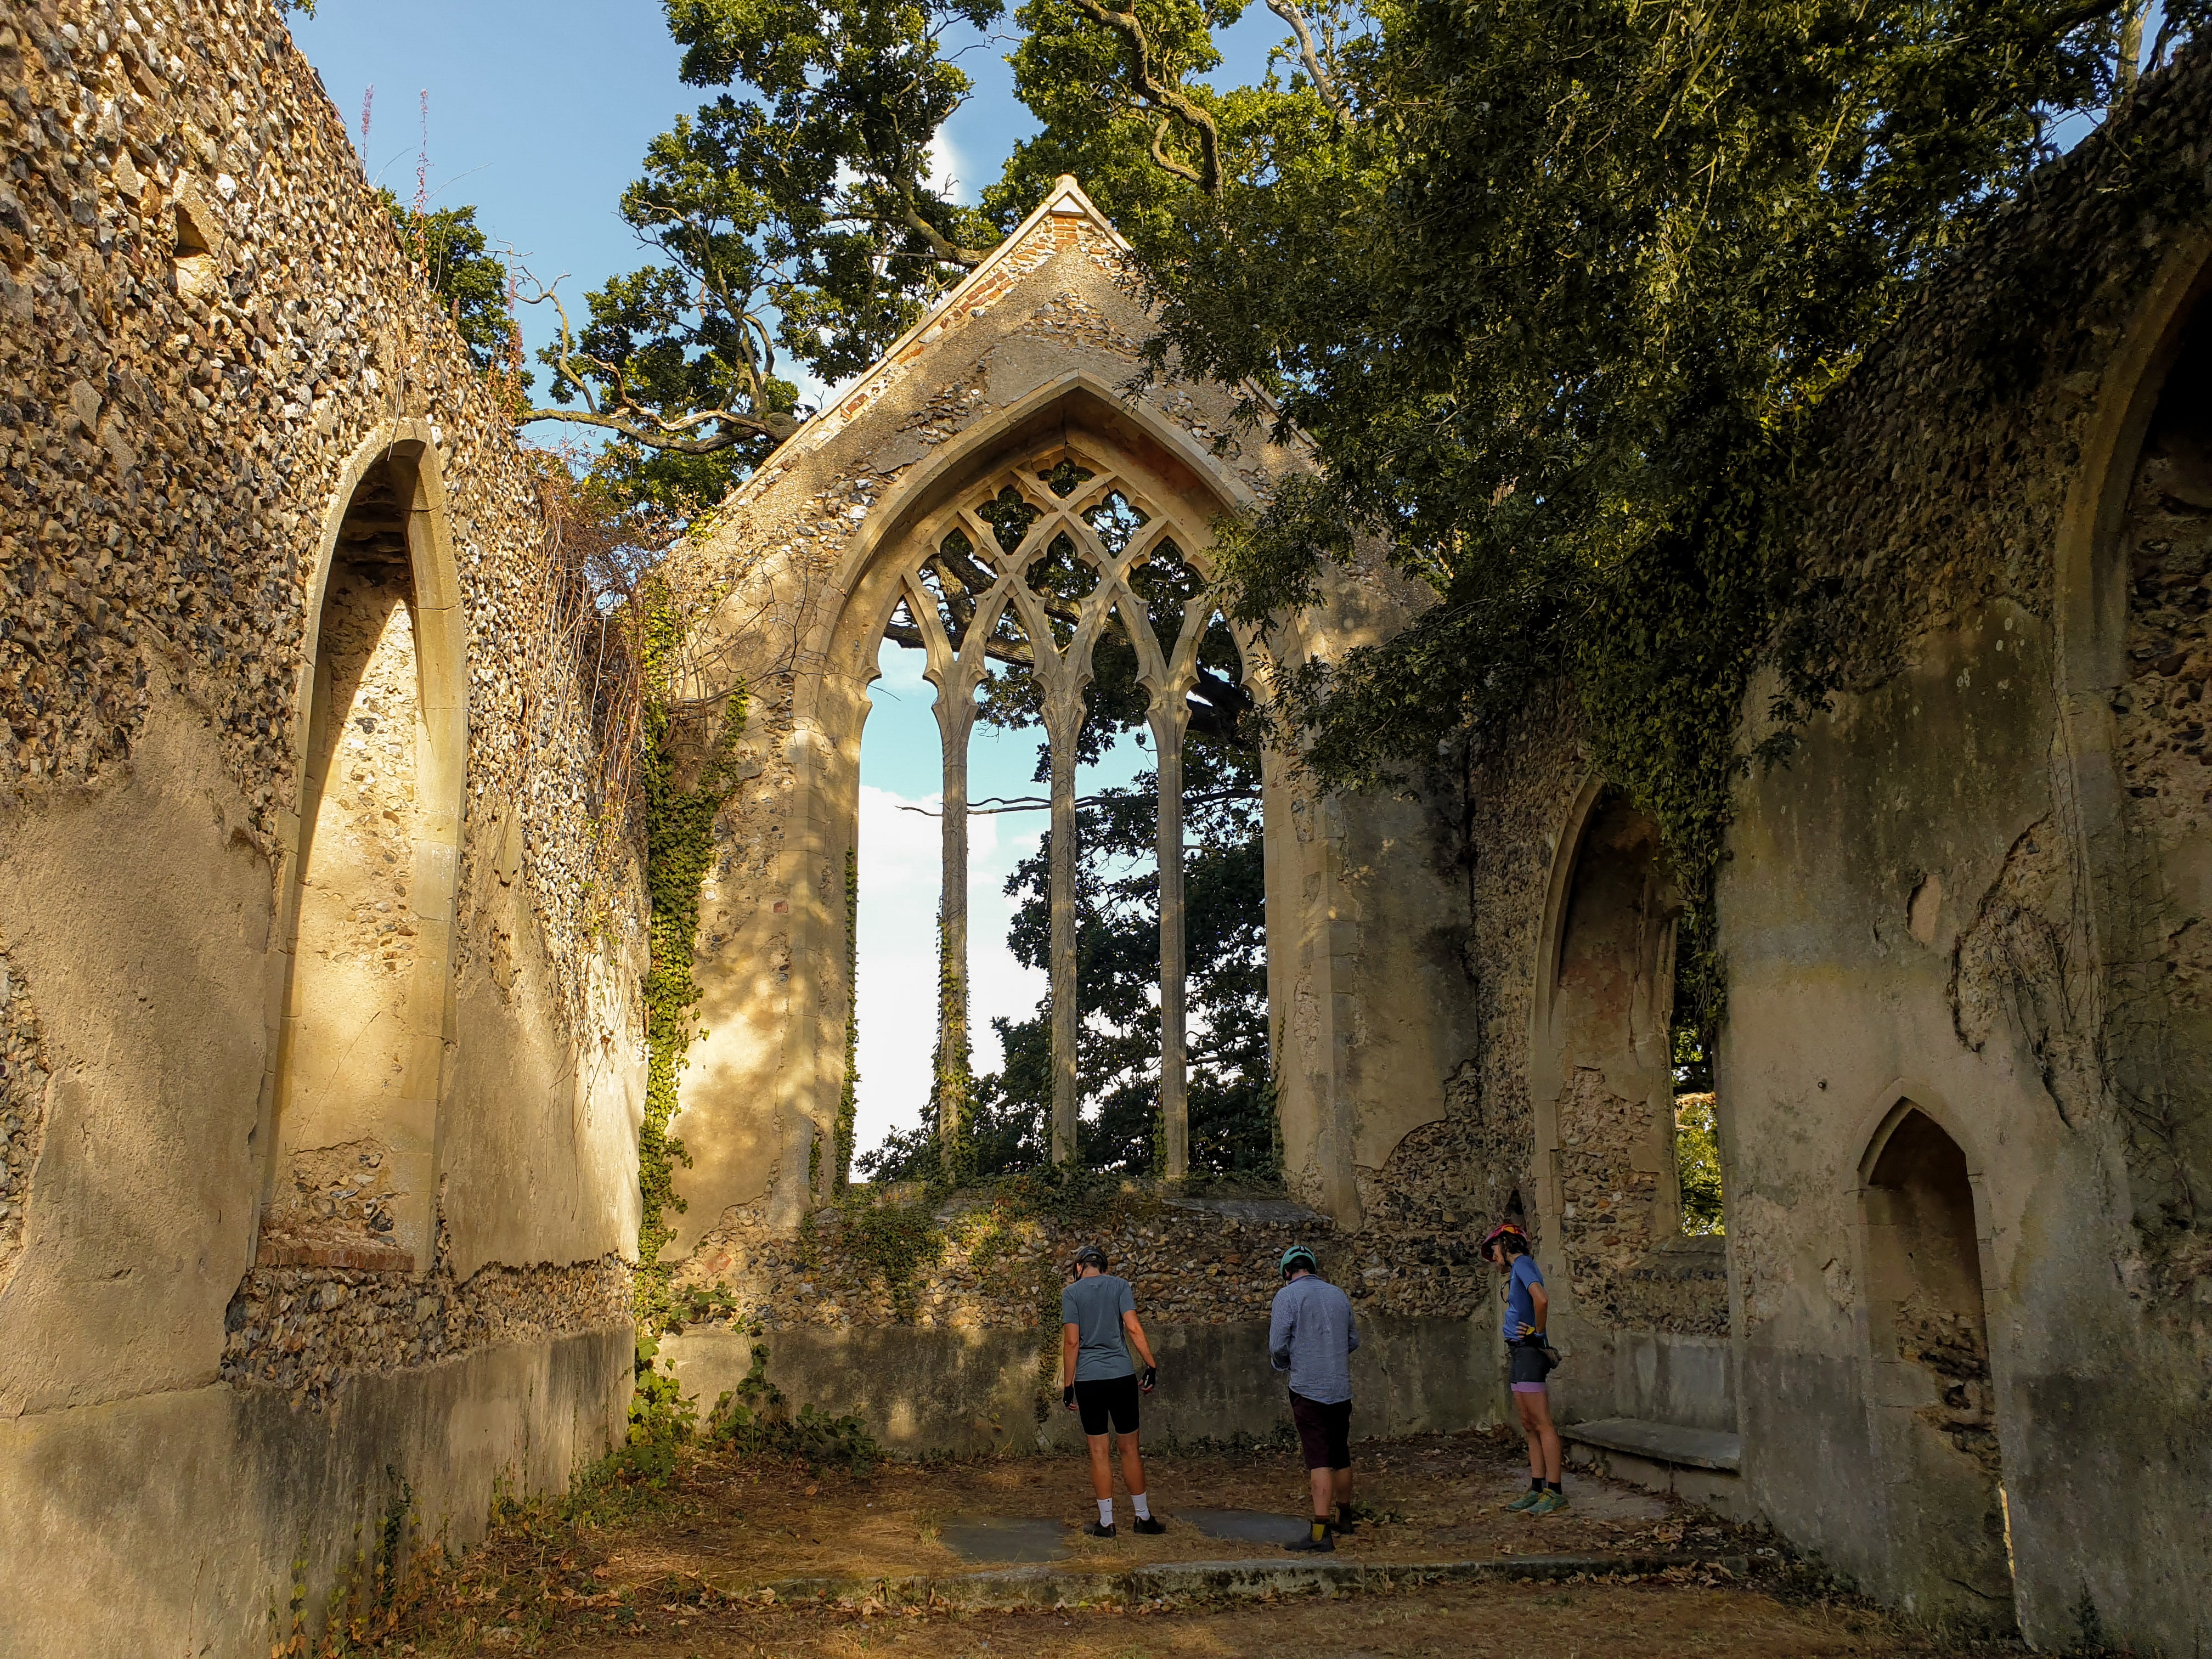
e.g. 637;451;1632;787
1267;1244;1361;1551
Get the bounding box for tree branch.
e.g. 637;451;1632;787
1149;115;1204;185
1265;0;1349;124
514;404;798;451
894;189;995;268
510;269;798;453
1073;0;1226;196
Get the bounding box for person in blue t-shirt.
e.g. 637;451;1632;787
1060;1244;1165;1538
1483;1221;1567;1515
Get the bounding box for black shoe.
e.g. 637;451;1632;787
1083;1520;1116;1538
1131;1515;1166;1535
1283;1528;1336;1553
1334;1510;1359;1535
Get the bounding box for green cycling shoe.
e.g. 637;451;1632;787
1502;1487;1545;1512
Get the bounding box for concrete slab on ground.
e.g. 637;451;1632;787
941;1517;1069;1563
1180;1509;1312;1544
1485;1472;1668;1521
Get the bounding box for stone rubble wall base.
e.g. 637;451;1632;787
661;1313;1506;1458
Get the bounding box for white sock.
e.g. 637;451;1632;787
1132;1493;1151;1520
1097;1498;1115;1526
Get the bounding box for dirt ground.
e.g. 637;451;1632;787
600;1426;1702;1589
359;1430;2018;1658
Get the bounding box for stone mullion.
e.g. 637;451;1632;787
910;564;1015;1159
1154;590;1216;1183
1003;507;1110;1166
933;691;977;1152
1045;699;1084;1164
1153;710;1190;1180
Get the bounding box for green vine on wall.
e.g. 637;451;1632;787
931;906;976;1186
636;581;748;1333
834;847;860;1190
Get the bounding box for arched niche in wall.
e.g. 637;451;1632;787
257;427;467;1272
1853;1098;2015;1618
2053;236;2212;1247
1530;778;1729;1335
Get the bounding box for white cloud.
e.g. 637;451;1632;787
928;129;973;206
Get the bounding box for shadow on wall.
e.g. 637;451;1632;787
659;1316;1505;1457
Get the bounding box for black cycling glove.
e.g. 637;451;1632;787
1140;1364;1158;1392
1063;1384;1076;1409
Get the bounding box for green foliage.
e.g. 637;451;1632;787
379;194;522;378
801;1183;949;1321
637;590;750;1333
522;0;1006;471
1007;0;2199;1031
705;1342;883;1474
624;1333;699;1484
1674;1093;1725;1237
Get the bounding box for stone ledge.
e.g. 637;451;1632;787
1562;1417;1741;1472
720;1552;1750;1610
256;1241;416;1272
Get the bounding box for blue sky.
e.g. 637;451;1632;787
288;0;1290;1160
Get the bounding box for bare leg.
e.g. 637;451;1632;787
1087;1433;1115;1501
1516;1391;1562;1484
1307;1466;1333;1520
1332;1467;1354;1511
1118;1429;1147;1501
1515;1393;1542;1477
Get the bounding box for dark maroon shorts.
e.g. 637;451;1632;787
1289;1390;1352;1471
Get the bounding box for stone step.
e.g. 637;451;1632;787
718;1552;1750;1611
1561;1417;1742;1472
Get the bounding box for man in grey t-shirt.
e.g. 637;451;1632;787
1060;1244;1163;1538
1267;1244;1361;1551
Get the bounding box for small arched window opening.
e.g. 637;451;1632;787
1548;786;1728;1329
1669;927;1725;1237
2109;286;2212;1230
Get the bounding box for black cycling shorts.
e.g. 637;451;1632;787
1075;1373;1140;1436
1509;1339;1556;1392
1289;1390;1352;1471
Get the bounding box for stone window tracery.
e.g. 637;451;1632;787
873;447;1245;1176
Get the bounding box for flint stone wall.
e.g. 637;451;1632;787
0;1;648;1652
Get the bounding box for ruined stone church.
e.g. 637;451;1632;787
1;0;2207;1653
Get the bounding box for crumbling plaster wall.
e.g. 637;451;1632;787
1438;686;1737;1436
0;1;646;1652
662;185;1473;1255
1709;43;2212;1649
